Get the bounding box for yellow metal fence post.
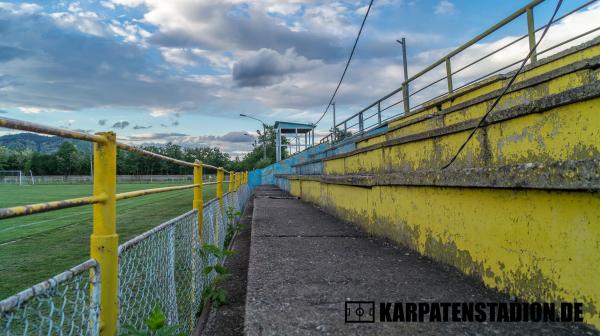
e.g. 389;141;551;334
228;172;234;193
90;132;118;336
215;167;224;244
217;168;224;209
193;160;203;242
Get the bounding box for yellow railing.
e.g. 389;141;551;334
319;0;599;143
0;116;247;336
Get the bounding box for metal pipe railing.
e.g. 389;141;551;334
0;195;107;219
115;183;199;201
0;115;247;336
321;0;598;144
0;117;107;143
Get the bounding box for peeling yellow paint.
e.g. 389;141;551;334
344;149;384;174
356;42;600;151
325;157;345;175
357;66;596;150
290;180;600;328
487;98;600;165
359;134;386;148
327;97;600;175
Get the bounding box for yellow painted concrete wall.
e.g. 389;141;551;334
290;42;600;329
325;97;600;175
289;180;600;328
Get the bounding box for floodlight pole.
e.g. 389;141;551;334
240;114;267;160
397;38;410;113
332;102;336;142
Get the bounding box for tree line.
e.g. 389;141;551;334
0;125;288;175
0;124;289;175
0;142;231;175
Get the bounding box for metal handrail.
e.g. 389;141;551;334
0;116;231;172
0;194;107;219
322;0;598;144
0;181;231;219
0;117;108;143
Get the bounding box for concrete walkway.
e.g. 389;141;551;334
244;185;597;335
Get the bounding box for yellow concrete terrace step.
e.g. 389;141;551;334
324;80;600;175
358;38;600;150
285;157;600;191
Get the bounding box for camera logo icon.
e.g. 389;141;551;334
345;301;375;323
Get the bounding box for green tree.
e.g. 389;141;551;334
234;125;289;170
114;143;232;175
55;142;82;175
2;140;236;176
184;147;230;169
333;128;352;141
2;147;33;172
0;146;10;170
30;152;58;175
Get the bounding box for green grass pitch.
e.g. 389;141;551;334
0;182;220;299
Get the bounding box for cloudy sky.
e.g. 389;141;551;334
0;0;598;155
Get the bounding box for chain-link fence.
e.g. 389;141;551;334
118;209;203;334
0;185;251;335
119;186;250;334
0;259;101;336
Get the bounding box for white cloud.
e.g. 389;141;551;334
160;48;194;66
434;1;456;15
149;108;173;117
159;47;234;69
123;131;255;155
301;3;355;37
49;3;108;37
249;0;307;15
19;106;42;114
192;49;235;69
100;1;116;10
127;132;188;141
0;2;42;15
109;20;151;45
109;0;146;7
355;5;369;16
109;0;346;61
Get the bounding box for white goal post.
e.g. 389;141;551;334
0;170;23;185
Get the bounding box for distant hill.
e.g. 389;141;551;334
0;133;92;153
